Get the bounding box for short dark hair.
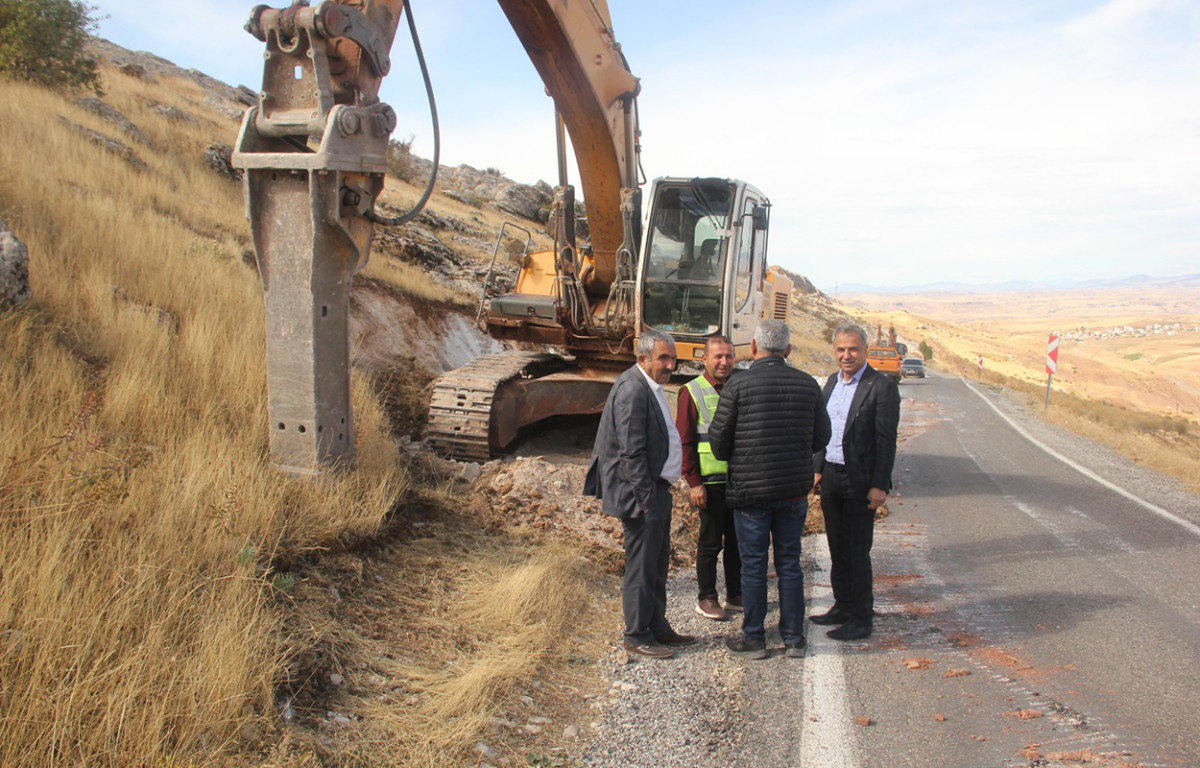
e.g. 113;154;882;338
705;335;733;352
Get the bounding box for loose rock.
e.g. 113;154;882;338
0;219;31;311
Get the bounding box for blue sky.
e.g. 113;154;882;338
95;0;1199;291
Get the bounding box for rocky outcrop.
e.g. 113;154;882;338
777;266;822;297
86;37;257;110
150;102;197;124
407;157;554;224
203;143;242;181
0;219;31;311
494;181;553;222
55;116;148;171
74;97;153;147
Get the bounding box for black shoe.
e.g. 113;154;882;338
809;606;851;626
826;617;872;641
725;636;768;660
654;630;697;647
784;639;807;658
623;640;675;659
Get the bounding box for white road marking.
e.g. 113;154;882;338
800;534;858;768
960;378;1200;538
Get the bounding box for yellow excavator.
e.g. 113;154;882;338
233;0;793;471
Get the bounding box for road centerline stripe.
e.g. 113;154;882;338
801;533;858;768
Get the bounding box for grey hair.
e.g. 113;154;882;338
831;323;868;346
754;318;791;354
637;328;675;358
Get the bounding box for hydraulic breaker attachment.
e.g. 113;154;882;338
233;0;404;474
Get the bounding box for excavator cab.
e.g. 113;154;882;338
640;178;770;361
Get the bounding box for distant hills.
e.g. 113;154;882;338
828;273;1200;295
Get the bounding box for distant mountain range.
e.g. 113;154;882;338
828;273;1200;295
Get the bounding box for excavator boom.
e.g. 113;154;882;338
233;0;792;469
496;0;640;287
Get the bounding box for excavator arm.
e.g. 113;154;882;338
496;0;641;288
233;0;782;469
233;0;646;473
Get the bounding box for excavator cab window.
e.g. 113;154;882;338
641;182;734;336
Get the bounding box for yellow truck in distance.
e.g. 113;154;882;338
866;322;903;383
866;346;902;383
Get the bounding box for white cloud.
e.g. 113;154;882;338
1064;0;1175;38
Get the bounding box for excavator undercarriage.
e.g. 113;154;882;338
425;351;621;461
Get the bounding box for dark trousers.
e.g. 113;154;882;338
696;483;741;601
621;482;673;644
821;464;875;620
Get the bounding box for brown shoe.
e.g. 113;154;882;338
695;597;727;621
623;640;675;659
724;596;743;612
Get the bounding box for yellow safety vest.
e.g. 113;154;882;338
683;376;728;485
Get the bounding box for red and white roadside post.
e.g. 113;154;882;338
976;354;984;381
1045;332;1060;409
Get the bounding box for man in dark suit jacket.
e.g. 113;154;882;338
585;329;695;659
812;323;901;640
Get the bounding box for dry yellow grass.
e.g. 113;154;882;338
358;254;470;307
254;524;614;768
0;69;407;766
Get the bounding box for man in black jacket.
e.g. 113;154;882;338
812;323;901;640
709;319;831;659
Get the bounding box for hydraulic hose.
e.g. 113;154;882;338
365;0;440;227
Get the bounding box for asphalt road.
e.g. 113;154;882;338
585;371;1199;768
776;372;1200;768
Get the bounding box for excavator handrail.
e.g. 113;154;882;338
476;222;536;326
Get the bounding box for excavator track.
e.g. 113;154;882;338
426;351;564;461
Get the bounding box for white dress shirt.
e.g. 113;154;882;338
637;364;682;484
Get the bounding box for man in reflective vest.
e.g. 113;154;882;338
675;336;742;621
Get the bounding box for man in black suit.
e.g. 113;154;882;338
812;323;901;641
585;329;695;659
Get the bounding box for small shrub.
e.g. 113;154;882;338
386;135;414;181
822;317;841;342
0;0;103;94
